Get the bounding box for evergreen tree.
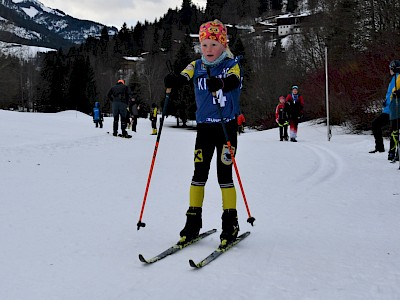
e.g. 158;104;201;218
100;26;109;43
287;0;298;12
170;29;196;126
161;25;173;51
205;0;226;20
129;72;144;102
258;0;270;15
132;21;144;55
180;0;193;27
67;55;97;113
151;27;160;54
0;54;21;109
38;49;68;112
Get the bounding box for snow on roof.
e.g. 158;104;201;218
123;56;144;61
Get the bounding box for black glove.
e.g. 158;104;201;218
206;77;224;92
393;90;400;99
164;73;178;88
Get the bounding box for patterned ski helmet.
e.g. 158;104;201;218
389;60;400;73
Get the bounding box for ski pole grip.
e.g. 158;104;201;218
206;67;217;98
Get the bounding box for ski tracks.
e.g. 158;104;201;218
296;142;344;189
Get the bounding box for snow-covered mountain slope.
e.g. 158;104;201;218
0;0;117;48
0;40;54;58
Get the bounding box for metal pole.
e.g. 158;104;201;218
325;46;331;141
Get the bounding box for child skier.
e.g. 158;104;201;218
93;102;103;128
275;96;288;141
237;113;246;134
164;19;242;248
150;103;158;135
285;85;304;142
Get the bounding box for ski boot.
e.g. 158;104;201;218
219;209;239;249
369;148;385;153
393;152;399;162
388;151;395;161
120;131;132;138
177;207;202;246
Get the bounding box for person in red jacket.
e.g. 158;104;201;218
285;85;304;142
275;96;288;141
237;113;246;134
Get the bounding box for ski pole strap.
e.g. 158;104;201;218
391;130;399;151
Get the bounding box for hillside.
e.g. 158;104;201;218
0;0;117;49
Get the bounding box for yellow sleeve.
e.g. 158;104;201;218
392;75;400;96
397;74;400;90
180;61;196;80
227;63;240;79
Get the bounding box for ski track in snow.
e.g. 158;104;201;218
297;142;344;187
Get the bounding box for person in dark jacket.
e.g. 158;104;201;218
128;98;139;132
107;79;132;138
285;85;304;142
275;96;288;141
93;102;103;128
369;61;397;158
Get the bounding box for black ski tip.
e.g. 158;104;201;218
189;259;200;269
247;216;256;226
137;221;146;230
138;254;147;263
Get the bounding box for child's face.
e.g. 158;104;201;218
201;39;225;62
279;98;285;103
292;89;298;94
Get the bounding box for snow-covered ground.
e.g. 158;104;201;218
1;109;399;299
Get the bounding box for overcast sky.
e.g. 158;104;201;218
39;0;207;29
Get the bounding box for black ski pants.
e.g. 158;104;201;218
112;101;128;134
371;112;389;151
191;120;237;188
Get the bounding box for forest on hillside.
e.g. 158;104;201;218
1;0;400;130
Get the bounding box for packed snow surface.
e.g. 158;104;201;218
1;109;399;299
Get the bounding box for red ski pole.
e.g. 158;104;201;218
137;87;171;230
207;67;255;226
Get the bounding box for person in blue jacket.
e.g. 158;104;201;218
369;61;400;160
388;60;400;161
164;19;242;248
93;102;103;128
